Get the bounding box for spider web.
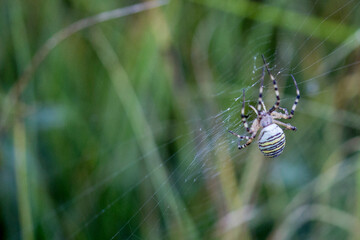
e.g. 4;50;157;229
5;0;360;239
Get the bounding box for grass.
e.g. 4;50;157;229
1;0;360;239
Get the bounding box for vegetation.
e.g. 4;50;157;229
1;0;360;239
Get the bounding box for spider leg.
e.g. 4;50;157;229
261;101;267;112
273;120;297;131
230;89;258;149
257;66;265;112
229;130;257;149
271;111;289;119
228;130;252;148
237;132;257;149
270;75;300;120
262;55;280;113
228;130;250;140
278;107;289;115
249;105;258;115
289;75;300;118
238;119;260;149
241;89;251;133
229;119;260;149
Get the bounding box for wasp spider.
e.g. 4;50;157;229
229;55;300;158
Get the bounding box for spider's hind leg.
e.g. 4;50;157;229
238;134;257;149
228;131;250;140
229;119;260;149
228;131;251;149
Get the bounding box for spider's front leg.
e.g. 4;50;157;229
278;107;289;115
271;111;291;120
273;120;297;131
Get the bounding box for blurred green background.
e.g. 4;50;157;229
1;0;360;239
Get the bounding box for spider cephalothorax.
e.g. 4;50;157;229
229;55;300;158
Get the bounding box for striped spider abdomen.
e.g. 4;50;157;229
258;124;286;158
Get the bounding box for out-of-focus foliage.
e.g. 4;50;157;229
1;0;360;239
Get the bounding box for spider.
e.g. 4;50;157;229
229;55;300;158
